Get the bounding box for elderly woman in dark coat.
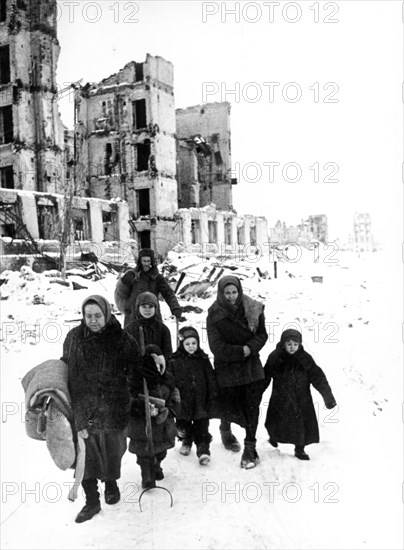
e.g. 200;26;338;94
263;329;337;460
124;291;173;362
206;275;268;469
61;294;141;523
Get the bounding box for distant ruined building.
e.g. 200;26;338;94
270;214;328;246
353;212;373;253
0;0;268;269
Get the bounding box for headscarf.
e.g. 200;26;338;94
217;275;243;312
178;326;200;351
81;295;112;325
214;275;264;333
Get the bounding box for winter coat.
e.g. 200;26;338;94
168;347;220;421
61;315;141;433
114;249;181;326
263;343;337;446
206;277;268;388
128;356;181;457
124;317;172;361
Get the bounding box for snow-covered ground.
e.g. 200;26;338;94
1;248;402;549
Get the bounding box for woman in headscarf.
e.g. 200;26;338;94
206;276;268;469
61;295;141;523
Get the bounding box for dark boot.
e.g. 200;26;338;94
75;479;101;523
220;429;241;452
154;452;166;481
179;440;192;456
138;458;153;489
269;437;278;448
196;445;211;465
104;480;120;505
240;441;260;469
294;446;310;460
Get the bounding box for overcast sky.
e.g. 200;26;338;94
55;1;402;246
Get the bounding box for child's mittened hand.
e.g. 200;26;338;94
325;400;337;409
149;403;159;417
155;406;169;425
151;353;165;373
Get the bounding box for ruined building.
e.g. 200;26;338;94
176;102;234;210
75;55;178;255
0;0;269;268
0;0;67;241
353;212;373;252
270;214;328;246
0;0;65;195
0;0;129;261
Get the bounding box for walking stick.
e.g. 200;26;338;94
138;377;173;511
175;317;180;351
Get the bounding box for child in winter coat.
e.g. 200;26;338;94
124;292;173;362
263;329;337;460
128;344;180;488
168;326;219;466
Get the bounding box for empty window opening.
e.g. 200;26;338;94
102;210;117;241
132;98;146;129
136;141;150;171
250;226;257;246
191;220;201;245
225;220;232;245
1;223;15;238
237;226;244;245
0;45;10;84
0;0;6;22
0;165;14;188
135;63;144;82
38;206;55;240
139;230;150;249
0;105;13;144
105;143;112;175
208;221;217;244
137;188;150;216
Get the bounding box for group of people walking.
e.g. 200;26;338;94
61;248;337;523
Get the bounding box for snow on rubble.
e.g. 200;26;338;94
0;247;402;550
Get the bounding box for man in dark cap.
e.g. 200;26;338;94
114;248;182;327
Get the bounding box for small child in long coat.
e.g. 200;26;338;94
128;344;180;488
168;326;219;466
263;329;337;460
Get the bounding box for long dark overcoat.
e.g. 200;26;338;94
114;249;181;326
125;317;172;361
127;358;180;457
168;348;219;421
206;298;268;388
61;315;140;432
264;344;336;446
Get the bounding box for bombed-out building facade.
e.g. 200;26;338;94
0;0;268;267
